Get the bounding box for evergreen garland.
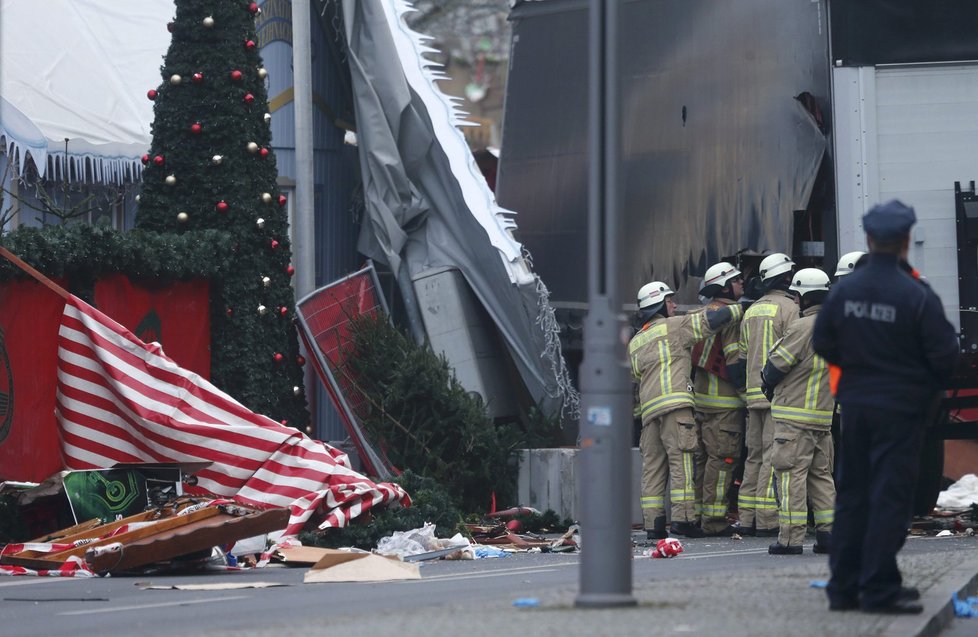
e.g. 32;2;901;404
343;314;522;514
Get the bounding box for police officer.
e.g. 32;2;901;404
761;268;835;555
738;252;798;535
813;200;958;614
630;281;742;539
693;263;746;536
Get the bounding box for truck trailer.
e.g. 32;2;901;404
497;0;978;513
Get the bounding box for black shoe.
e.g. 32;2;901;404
755;527;779;537
900;586;921;601
813;530;831;554
860;598;924;615
768;542;803;555
670;522;705;538
646;515;667;540
703;525;739;537
828;597;859;612
646;528;667;541
737;523;756;537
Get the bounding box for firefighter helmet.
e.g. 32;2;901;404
758;252;795;282
789;268;831;297
834;251;865;277
699;262;741;296
637;281;674;312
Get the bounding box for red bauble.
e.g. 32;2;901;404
279;306;288;316
226;307;233;316
277;194;287;206
245;39;256;50
286;264;295;277
259;147;269;159
153;155;165;166
243;93;255;104
190;122;202;135
296;355;306;367
166;21;174;33
280;420;288;426
230;69;243;82
270;239;279;249
216;201;229;213
147;89;158;101
192;72;204;84
248;3;260;14
273;352;284;363
140;154;149;165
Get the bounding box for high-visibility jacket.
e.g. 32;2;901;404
739;289;798;409
629;305;742;424
692;298;745;412
767;305;832;429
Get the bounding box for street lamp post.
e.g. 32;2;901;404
574;0;636;609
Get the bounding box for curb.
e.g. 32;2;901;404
882;555;978;637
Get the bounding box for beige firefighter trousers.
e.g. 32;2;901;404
698;408;744;533
770;421;836;546
640;406;703;527
739;408;779;530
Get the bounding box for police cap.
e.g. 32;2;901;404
862;200;916;241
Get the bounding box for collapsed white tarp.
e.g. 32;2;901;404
937;473;978;509
0;0;172;183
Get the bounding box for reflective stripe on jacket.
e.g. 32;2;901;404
693;298;745;412
630;310;726;423
739;289;798;409
768;306;832;429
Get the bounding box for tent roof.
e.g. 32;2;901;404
0;0;172;184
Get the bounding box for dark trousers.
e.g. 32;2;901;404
827;404;923;608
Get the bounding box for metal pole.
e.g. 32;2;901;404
575;0;636;608
292;0;316;299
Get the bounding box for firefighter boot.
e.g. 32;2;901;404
670;521;705;538
646;516;668;541
813;530;831;554
768;542;803;555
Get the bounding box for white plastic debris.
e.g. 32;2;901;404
936;530;954;537
937;473;978;509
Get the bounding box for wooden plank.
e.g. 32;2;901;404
84;508;289;574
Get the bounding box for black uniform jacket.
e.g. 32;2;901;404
812;253;958;415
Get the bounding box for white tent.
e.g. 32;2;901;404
0;0;172;184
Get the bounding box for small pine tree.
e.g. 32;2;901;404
136;1;308;426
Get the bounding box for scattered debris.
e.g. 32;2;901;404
137;582;289;590
303;549;420;583
0;496;287;576
953;592;978;617
644;538;684;559
512;597;540;608
938;474;978;509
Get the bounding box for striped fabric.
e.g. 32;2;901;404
56;295;410;536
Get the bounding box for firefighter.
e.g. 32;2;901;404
813;200;958;614
692;262;746;536
630;280;742;539
760;268;835;555
737;252;798;536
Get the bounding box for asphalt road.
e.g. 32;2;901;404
1;534;974;637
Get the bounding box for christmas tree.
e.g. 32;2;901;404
136;0;308;428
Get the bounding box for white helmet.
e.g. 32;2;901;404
789;268;831;297
699;262;741;295
834;251;865;277
637;281;674;311
758;252;795;282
